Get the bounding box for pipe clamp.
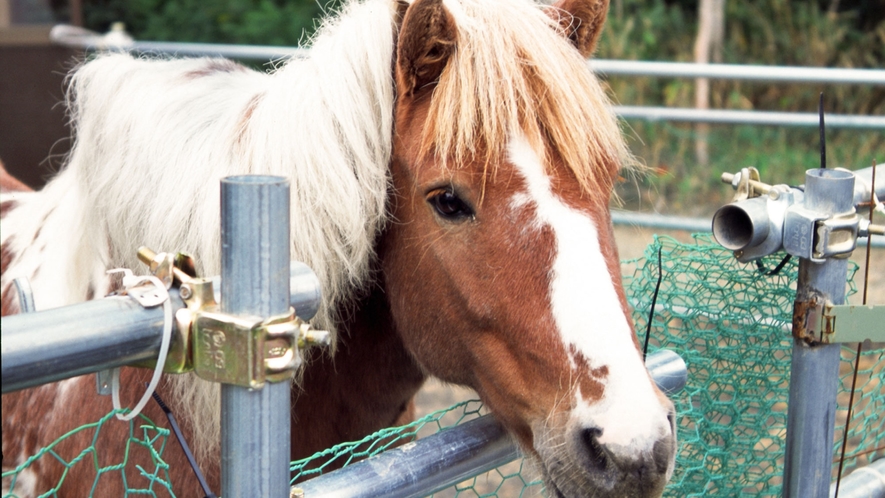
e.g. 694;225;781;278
135;246;329;387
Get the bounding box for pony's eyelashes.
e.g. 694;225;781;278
425;187;475;222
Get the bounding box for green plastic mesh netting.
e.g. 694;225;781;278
1;410;173;497
4;234;883;497
290;400;488;482
623;234;883;497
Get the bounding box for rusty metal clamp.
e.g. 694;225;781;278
793;294;884;345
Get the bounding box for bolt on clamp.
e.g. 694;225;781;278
133;246;329;388
713;168;884;263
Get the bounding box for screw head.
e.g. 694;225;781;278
179;284;193;300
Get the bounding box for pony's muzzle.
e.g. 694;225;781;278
571;407;677;493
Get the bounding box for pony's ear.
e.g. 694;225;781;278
546;0;610;57
396;0;457;97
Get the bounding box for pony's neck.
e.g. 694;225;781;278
292;283;426;462
238;0;399;333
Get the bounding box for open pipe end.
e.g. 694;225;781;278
712;201;770;251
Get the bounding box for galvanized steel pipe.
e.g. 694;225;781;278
644;348;688;395
590;60;885;86
1;293;184;394
611;210;885;249
614;106;885;129
830;458;885;498
293;349;687;498
211;261;323;320
295;414;518;498
783;169;856;498
219;175;292;498
46;28;885;86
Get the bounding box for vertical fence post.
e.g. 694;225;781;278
782;169;855;497
220;175;291;497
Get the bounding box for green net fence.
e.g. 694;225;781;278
4;234;883;497
290;400;487;482
624;234;883;497
1;410;173;497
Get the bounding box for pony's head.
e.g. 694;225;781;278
384;0;676;495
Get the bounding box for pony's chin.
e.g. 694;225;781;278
532;456;615;498
534;457;669;498
529;437;671;498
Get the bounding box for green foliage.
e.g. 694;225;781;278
598;0;883;213
598;0;884;113
82;0;344;46
615;122;882;215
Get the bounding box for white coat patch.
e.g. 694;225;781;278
507;135;670;456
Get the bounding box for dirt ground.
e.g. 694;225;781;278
414;224;885;417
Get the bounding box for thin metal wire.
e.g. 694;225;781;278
835;445;885;462
642;246;663;361
819;94;826;170
833;160;877;497
151;390;216;498
754;254;792;276
862;161;877;306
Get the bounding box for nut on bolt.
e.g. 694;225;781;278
298;322;331;348
858;219;885;238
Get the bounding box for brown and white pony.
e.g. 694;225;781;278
1;0;676;496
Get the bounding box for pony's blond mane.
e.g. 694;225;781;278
425;0;631;203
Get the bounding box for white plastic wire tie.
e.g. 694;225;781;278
106;269;174;422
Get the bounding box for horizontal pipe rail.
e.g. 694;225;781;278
590;60;885;85
47;27;885;86
1;264;322;394
294;349;686;498
296;415;518;498
612;210;712;233
829;458;885;498
49;27;882;130
610;210;885;248
125;40;304;60
1;293;185;393
615;106;885;129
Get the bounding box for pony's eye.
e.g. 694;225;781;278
427;189;474;221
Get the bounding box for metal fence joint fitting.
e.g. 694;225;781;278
134;245;329;387
795;300;885;345
713;167;884;263
192;307;301;388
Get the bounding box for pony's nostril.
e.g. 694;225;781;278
654;412;678;475
653;434;676;475
579;427;609;472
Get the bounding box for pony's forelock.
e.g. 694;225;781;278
421;0;633;204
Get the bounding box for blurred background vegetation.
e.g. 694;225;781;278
44;0;885;215
595;0;883;214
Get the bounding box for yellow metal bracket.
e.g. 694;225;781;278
132;246;329;387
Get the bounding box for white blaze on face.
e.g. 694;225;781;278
508;135;670;456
